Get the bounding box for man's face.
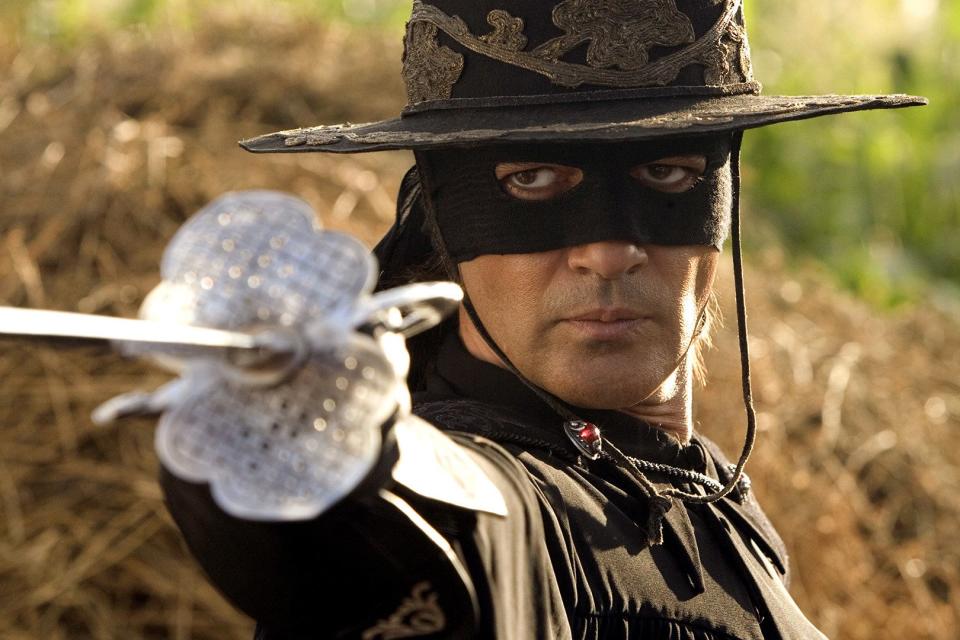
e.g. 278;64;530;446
431;141;728;409
459;241;718;409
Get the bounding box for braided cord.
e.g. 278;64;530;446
628;457;725;494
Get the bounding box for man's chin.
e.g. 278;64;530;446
531;350;666;408
540;377;655;411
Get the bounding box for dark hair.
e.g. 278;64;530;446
397;227;458;392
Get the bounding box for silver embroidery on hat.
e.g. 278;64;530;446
702;9;754;84
480;9;528;51
404;0;749;90
402;21;465;103
539;0;695;71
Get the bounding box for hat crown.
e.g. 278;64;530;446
241;0;924;155
401;0;755;108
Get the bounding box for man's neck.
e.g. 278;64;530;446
620;372;693;445
459;315;695;445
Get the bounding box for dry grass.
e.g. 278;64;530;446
700;254;960;638
0;10;957;639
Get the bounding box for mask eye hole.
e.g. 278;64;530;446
630;154;708;193
495;162;584;201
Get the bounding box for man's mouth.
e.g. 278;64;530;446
562;307;650;340
567;307;643;322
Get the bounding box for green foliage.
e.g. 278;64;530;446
5;0;408;41
743;0;957;306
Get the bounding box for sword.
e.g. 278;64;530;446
0;306;276;351
4;190;464;522
0;187;461;368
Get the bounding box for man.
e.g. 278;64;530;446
162;1;925;638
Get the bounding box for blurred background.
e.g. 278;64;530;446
0;1;956;638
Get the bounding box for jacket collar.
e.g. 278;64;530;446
421;329;707;470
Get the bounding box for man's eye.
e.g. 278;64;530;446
510;168;557;189
630;156;707;193
496;163;583;201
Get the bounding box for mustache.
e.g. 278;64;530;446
542;279;656;319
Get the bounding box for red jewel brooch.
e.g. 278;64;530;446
563;420;603;460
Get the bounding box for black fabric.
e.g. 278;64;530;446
159;332;825;639
161;472;480;639
417;135;732;262
401;82;762;116
411;332;822;639
420;329;791;562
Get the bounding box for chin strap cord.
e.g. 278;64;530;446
413;137;757;543
658;129;757;505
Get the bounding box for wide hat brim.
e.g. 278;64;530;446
241;92;926;154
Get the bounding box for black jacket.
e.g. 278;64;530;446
161;332;827;639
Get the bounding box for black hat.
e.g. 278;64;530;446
241;0;925;154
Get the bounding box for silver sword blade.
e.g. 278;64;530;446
0;306;266;352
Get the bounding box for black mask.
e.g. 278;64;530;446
416;135;733;263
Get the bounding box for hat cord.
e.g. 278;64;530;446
660;130;757;504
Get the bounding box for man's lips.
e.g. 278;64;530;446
565;307;644;322
561;308;650;339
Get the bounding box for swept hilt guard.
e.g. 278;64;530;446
135;191;462;520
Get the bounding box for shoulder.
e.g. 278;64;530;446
415;397;578;460
414;397;528;433
695;433;793;586
410;399;574;638
411;398;563;513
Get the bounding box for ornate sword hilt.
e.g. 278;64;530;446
0;191;463;521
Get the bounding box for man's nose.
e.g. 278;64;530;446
567;241;648;279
